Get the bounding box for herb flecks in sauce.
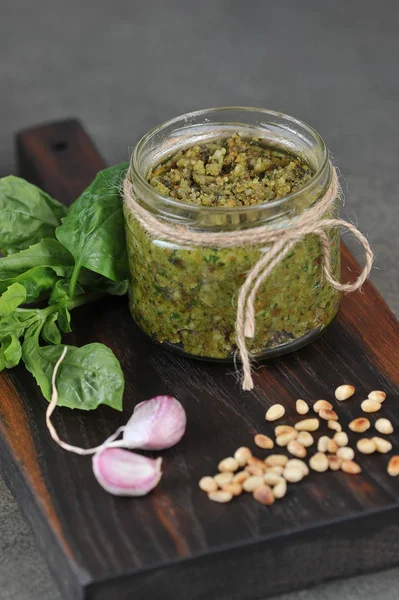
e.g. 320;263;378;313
147;134;313;207
125;136;340;360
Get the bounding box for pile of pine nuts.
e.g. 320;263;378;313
199;385;398;504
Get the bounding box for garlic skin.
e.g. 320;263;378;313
93;448;162;496
122;395;187;450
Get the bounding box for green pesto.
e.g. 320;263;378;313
147;134;313;207
125;136;341;360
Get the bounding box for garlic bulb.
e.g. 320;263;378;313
93;448;162;496
47;354;185;497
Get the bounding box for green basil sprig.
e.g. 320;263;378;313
0;163;130;412
56;163;129;297
0;176;67;254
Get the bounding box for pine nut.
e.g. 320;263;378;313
218;457;239;472
233;471;249;484
335;384;355;401
297;431;314;447
327;439;339;454
269;465;284;475
253;484;275;505
361;399;381;413
276;431;298;446
319;408;339;421
199;476;218;493
349;417;371;433
313;400;333;413
327;454;342;471
368;390;386;403
337;446;355;461
247;456;267;470
318;436;330;453
275;425;296;436
234;446;252;466
287;440;307;458
309;452;329;472
264;472;284;486
273;479;287;499
283;467;304;482
266;404;285;421
265;454;289;467
387;456;399;476
357;438;376;454
328;420;342;432
372;437;392;453
334;432;349;447
243;476;264;492
286;459;309;476
214;472;233;486
295;418;320;431
218;456;240;473
296;399;309;415
208;490;233;503
222;483;243;496
245;465;265;477
375;418;394;435
341;460;362;474
254;434;274;450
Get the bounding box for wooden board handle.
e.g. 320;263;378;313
16;119;106;205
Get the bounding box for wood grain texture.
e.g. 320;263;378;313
1;119;399;600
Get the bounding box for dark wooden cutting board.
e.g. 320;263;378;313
1;119;399;600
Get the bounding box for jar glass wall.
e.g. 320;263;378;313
124;108;341;361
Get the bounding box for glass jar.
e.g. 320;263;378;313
124;107;341;361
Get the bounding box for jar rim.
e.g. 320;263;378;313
130;106;330;215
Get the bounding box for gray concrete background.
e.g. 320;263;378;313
1;0;398;598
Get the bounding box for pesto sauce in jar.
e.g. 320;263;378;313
147;134;314;207
124;135;340;359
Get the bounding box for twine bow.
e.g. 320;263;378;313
123;167;373;391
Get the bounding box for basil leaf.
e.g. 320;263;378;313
48;280;74;332
0;266;63;303
100;279;129;296
56;163;129;293
57;306;71;334
0;239;74;278
0;240;74;303
77;269;128;296
0;303;28;369
0;176;67;253
22;328;124;411
48;279;71;304
42;313;62;345
0;282;27;316
2;334;22;368
0;313;27;341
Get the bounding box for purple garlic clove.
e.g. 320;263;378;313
92;448;162;496
122;395;187;450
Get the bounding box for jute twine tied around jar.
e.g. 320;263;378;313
123;168;374;391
